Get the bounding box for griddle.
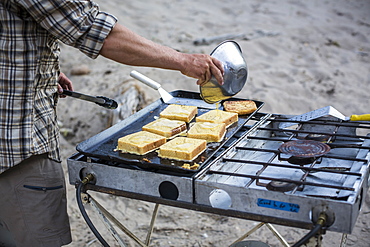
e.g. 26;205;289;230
76;90;264;174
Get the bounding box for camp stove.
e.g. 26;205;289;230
67;92;370;239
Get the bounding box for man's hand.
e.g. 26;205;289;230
179;53;224;86
57;72;74;98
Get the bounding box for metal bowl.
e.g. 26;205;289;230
200;40;248;104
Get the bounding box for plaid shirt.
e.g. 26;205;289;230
0;0;117;174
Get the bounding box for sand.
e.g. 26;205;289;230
57;0;370;246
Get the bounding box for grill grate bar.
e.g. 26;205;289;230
258;127;370;140
321;154;368;162
235;146;369;163
207;170;356;191
221;157;363;176
328;143;370;151
245;136;292;143
271;117;370;130
235;146;279;154
245;136;370;151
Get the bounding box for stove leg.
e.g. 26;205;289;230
89;197;127;246
230;222;289;247
265;223;290;246
89;195;147;247
340;234;347;247
145;203;160;246
88;196;161;247
231;222;265;244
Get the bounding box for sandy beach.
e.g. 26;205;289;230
57;0;370;246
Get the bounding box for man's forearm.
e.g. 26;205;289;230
99;23;224;85
100;23;184;71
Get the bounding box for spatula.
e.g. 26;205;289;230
130;70;217;109
279;106;370;129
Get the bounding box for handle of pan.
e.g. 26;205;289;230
130;70;161;90
350;114;370;121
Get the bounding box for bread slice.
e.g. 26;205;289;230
223;100;257;115
196;109;238;127
142;118;187;138
187;122;226;142
116;131;166;155
159;104;198;123
157;137;207;161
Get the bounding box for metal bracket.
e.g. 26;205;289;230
85;194;160;247
230;222;290;247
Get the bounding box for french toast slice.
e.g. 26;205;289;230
187;122;226;142
196;109;238;127
158;137;207;161
223;100;257;115
116;131;166;155
142;118;187;138
159;104;198;123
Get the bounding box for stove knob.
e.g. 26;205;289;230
311;205;335;227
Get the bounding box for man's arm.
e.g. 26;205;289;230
100;23;224;86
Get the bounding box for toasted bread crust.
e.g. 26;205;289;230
158;137;207;161
187;122;226;142
116;131;166;155
159;104;198;123
223;100;257;115
142;118;187;138
196;109;238;127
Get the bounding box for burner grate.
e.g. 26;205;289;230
194;113;370;233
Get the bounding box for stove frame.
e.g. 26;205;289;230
67;113;370;233
67;112;370;245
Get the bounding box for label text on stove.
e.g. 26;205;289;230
257;198;300;213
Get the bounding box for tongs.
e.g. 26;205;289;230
62;89;118;109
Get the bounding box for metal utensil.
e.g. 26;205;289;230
130;70;217;109
279;106;370;128
200;40;248;104
62;89;118;109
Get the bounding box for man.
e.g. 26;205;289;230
0;0;224;246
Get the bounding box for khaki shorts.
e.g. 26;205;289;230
0;154;71;247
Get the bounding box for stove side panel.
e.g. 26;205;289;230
194;180;358;233
67;159;194;203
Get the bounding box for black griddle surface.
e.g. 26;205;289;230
76;90;264;174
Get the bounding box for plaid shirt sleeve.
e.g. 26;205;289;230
0;0;117;174
18;0;117;59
